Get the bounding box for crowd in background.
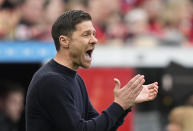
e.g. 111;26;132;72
0;0;193;46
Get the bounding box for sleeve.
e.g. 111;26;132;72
87;99;131;131
87;99;99;120
37;75;125;131
109;108;132;131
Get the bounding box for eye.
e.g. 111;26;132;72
93;32;96;37
82;30;96;37
83;33;89;36
82;32;90;37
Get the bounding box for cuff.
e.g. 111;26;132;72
103;102;125;124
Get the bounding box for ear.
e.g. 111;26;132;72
59;35;70;48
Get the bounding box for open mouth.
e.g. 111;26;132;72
85;49;94;61
86;49;93;57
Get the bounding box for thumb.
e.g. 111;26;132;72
114;78;121;91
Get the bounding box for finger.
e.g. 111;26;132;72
154;82;158;85
147;83;159;90
154;87;158;93
114;78;121;92
149;91;158;98
149;86;158;93
133;78;145;97
148;94;156;100
148;85;158;90
149;90;157;95
147;82;156;88
153;90;158;96
130;75;144;89
149;89;155;93
125;74;141;88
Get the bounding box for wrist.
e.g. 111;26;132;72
113;100;127;111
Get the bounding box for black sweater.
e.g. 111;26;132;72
26;59;131;131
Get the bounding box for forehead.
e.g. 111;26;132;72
75;20;96;33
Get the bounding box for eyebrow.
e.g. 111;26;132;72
82;30;96;35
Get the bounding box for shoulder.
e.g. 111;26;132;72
29;65;70;94
38;72;69;89
32;61;67;85
35;72;73;101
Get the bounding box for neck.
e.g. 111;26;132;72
54;51;79;71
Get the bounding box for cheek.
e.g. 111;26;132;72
69;37;89;62
70;44;85;59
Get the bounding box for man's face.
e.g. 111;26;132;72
68;20;97;69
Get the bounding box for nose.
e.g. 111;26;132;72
89;35;98;45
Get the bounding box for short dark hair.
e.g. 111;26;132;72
51;10;92;51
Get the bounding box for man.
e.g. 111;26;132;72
26;10;158;131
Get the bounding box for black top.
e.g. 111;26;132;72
26;59;131;131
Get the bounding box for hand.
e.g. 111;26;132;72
135;82;158;103
113;74;145;110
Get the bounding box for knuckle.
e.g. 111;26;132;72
133;83;137;87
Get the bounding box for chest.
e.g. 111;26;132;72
71;79;86;118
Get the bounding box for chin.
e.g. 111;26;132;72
81;63;91;69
